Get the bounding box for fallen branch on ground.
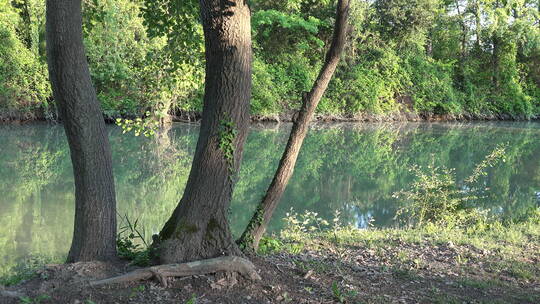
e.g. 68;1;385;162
89;256;261;288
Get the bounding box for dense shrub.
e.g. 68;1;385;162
0;1;50;116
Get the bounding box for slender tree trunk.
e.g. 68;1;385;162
492;34;500;89
474;0;482;48
455;0;467;89
46;0;117;262
238;0;350;251
425;29;433;57
514;5;525;64
455;0;467;59
12;0;32;49
490;0;501;90
156;0;252;264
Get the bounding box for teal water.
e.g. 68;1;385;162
1;122;539;274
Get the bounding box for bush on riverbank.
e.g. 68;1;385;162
1;0;539;121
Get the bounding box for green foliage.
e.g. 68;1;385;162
375;0;440;45
331;281;345;303
0;0;49;115
18;295;50;304
116;214;155;266
83;0;203;119
252;9;327;57
322;47;406;114
251;58;282;115
185;294;198;304
129;285;145;298
331;281;358;303
257;236;284;254
116;111;160;138
405;55;463;114
0;255;59;287
394;145;507;227
1;0;539;119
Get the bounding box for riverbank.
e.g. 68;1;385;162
2;109;539;125
2;211;539;304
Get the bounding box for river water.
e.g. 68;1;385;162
1;122;539;274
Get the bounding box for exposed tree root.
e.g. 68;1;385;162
89;256;261;288
0;285;24;299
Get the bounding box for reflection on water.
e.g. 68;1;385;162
1;122;539;274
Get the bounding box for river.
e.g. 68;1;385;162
1;122;539;275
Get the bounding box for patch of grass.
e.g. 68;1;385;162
512;292;540;303
331;281;357;303
258;236;284;255
427;293;462;304
117;214;156;266
391;266;419;280
1;255;60;286
271;207;539;304
129;284;146;298
1;270;38;287
18;294;50;304
185;294;197;304
426;286;491;304
293;259;332;274
457;277;502;289
492;260;537;281
279;208;540;267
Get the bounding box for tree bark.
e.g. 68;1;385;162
89;256;260;287
238;0;350;251
454;0;467;89
455;0;467;59
474;0;482;48
492;33;500;89
46;0;117;262
156;0;252;263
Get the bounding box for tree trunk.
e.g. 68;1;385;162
46;0;117;262
454;0;467;89
238;0;350;251
472;0;482;49
491;0;501;89
455;0;467;59
156;0;252;264
492;33;500;90
12;0;32;49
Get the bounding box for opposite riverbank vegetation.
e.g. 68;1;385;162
1;0;539;125
2;108;540;125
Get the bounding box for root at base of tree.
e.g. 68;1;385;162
0;285;24;299
89;256;261;288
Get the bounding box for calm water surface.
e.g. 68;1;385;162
1;122;539;274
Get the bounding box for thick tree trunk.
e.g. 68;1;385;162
46;0;117;262
156;0;252;264
238;0;350;251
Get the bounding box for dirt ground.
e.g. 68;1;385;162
2;238;539;304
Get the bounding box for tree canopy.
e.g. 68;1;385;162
1;0;538;120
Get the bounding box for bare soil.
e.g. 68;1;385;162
2;239;539;304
